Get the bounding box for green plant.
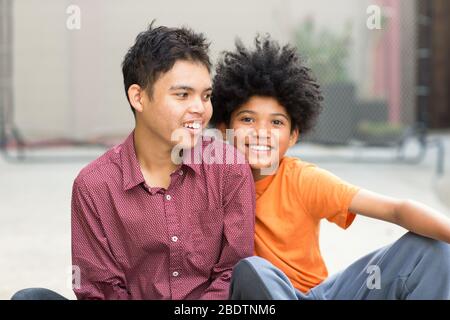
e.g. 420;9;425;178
293;19;352;85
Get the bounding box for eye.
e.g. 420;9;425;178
272;119;284;126
203;93;212;101
175;92;188;98
241;117;254;123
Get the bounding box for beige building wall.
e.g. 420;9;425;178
14;0;292;140
13;0;415;140
14;0;71;139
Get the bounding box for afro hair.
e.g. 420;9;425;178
211;35;323;134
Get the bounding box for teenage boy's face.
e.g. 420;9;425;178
228;96;299;173
137;60;212;150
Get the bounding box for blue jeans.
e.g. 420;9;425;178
11;288;67;300
229;232;450;300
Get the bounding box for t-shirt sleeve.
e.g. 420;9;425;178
293;163;360;229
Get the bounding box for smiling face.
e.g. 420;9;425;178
132;60;213;150
228;96;299;178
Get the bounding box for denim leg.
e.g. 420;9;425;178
11;288;68;300
229;233;450;300
229;256;309;300
310;232;450;300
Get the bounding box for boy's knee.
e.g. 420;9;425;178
233;257;267;281
11;288;66;300
236;256;275;273
11;288;40;300
427;240;450;272
399;232;439;251
400;232;450;267
230;256;279;300
231;256;277;291
231;256;298;300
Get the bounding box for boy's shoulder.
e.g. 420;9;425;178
74;144;122;188
281;156;353;192
278;157;327;191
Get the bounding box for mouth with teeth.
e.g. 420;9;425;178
246;144;273;152
183;121;202;132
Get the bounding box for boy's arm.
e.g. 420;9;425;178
350;189;450;243
72;178;130;300
199;163;255;300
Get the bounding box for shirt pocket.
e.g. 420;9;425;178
187;206;225;269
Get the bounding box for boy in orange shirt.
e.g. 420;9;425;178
212;36;450;299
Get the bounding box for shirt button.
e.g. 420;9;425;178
165;194;172;201
171;236;178;242
178;170;184;176
172;271;179;277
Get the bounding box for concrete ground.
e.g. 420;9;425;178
1;133;449;300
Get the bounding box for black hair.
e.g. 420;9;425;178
122;21;211;114
211;35;323;133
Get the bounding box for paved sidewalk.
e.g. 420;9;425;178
0;134;448;300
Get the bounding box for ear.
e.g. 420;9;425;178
127;84;145;113
288;128;299;147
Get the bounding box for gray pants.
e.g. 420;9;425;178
11;288;67;300
230;232;450;300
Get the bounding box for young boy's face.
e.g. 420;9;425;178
228;96;299;174
135;60;213;150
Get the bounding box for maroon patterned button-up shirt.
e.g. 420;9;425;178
71;131;255;300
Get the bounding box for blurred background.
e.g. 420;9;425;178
0;0;449;299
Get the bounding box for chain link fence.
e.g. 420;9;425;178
289;1;445;174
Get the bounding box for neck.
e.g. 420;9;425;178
133;125;179;177
252;168;275;182
252;169;264;182
252;160;283;181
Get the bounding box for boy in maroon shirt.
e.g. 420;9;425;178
12;23;255;300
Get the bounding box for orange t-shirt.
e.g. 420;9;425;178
254;157;360;293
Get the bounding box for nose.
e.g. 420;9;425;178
188;95;206;115
244;123;271;147
253;121;271;139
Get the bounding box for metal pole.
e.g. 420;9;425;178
0;0;11;151
416;0;432;140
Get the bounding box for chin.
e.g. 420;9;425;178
179;136;201;150
247;153;276;166
248;159;275;170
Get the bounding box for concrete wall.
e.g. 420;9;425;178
14;0;71;139
12;0;417;140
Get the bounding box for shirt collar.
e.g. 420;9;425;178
180;142;203;176
120;131;202;191
121;131;145;191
